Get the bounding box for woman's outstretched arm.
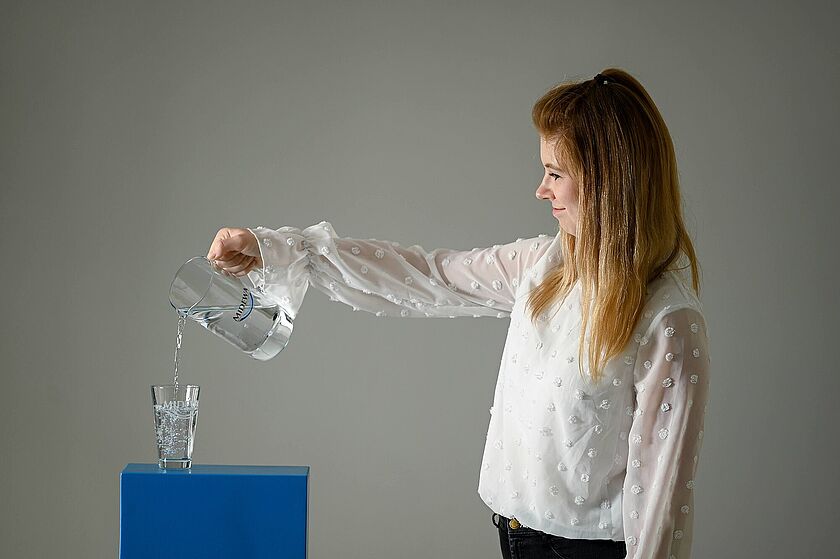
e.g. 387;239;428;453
243;220;560;320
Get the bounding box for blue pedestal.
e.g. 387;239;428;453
119;463;309;559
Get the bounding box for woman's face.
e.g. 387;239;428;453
535;136;579;236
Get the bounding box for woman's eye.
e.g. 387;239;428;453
549;173;561;180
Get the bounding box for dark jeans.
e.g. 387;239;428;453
492;512;627;559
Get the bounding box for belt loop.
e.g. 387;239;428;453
492;512;500;528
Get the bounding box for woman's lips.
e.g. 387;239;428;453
552;207;565;213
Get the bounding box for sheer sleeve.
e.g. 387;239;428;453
621;305;711;559
242;220;558;320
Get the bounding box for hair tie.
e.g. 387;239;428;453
593;73;614;85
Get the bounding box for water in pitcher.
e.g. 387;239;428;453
175;302;287;360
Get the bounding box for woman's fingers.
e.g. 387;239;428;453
227;256;257;275
206;228;262;278
215;251;248;270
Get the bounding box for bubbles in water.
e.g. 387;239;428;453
154;400;199;459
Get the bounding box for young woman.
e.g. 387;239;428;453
206;68;710;559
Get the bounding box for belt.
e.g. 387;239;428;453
492;512;523;530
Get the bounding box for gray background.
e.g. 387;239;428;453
2;0;838;557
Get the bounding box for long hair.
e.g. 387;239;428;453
526;67;702;385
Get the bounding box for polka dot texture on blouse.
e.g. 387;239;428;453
243;220;711;559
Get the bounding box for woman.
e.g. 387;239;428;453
206;68;711;559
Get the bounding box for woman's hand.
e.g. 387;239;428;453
206;227;262;277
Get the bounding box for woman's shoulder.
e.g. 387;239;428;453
639;269;705;332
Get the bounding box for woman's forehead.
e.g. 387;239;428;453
540;138;565;163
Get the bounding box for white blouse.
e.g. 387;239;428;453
244;220;711;559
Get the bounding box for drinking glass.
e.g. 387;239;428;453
151;384;200;469
169;256;294;361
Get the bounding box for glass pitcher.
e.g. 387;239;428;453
169;256;293;361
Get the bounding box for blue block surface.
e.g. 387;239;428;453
120;463;309;559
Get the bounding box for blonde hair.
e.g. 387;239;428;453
526;67;702;385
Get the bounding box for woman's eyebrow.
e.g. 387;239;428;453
544;163;565;171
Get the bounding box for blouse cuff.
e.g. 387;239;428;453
242;224;315;320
